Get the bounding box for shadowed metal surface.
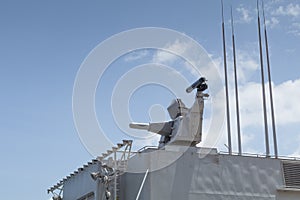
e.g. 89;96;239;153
122;147;298;200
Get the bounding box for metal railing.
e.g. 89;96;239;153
219;151;300;161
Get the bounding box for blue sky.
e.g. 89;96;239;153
1;0;300;199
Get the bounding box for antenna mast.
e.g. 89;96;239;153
221;0;232;154
231;7;242;155
257;0;270;157
262;0;278;158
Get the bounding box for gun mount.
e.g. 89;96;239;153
129;77;208;148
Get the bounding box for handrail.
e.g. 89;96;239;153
137;146;158;152
219;151;300;160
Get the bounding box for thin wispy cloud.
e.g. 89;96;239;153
152;51;178;64
235;49;259;83
288;22;300;36
152;40;200;76
124;50;149;62
292;22;300;28
236;6;254;23
266;1;300;36
215;44;259;84
265;17;279;28
152;40;188;64
272;3;300;17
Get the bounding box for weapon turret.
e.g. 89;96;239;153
129;77;208;148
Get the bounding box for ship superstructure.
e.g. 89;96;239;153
48;78;300;200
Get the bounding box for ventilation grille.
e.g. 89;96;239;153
283;161;300;188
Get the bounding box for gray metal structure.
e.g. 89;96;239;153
130;77;208;148
48;148;300;200
48;78;300;200
123;148;300;200
48;140;134;200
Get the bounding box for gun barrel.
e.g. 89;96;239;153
129;123;149;130
129;122;173;136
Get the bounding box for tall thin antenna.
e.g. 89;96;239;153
221;0;232;154
262;0;278;158
257;0;270;157
231;6;242;155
